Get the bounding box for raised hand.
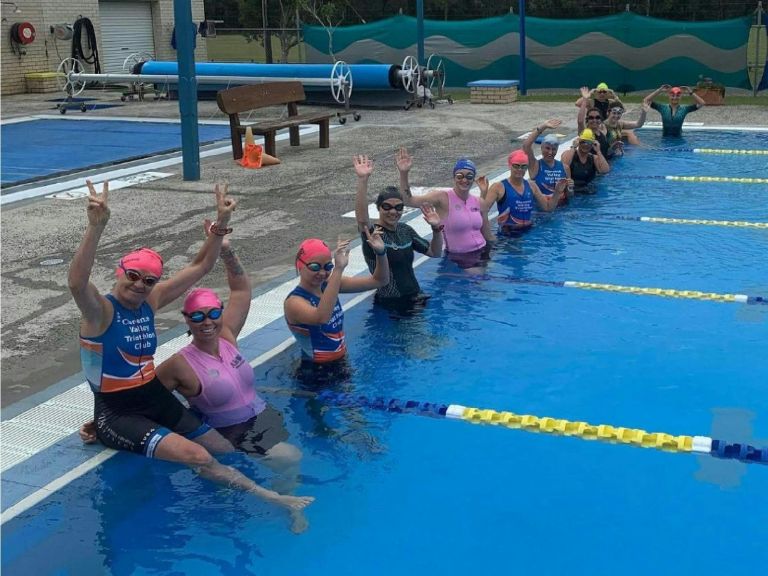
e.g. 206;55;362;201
353;154;374;178
333;238;351;270
580;86;591;98
395;147;412;173
661;84;671;92
420;203;441;227
680;85;692;94
214;183;237;226
85;180;110;227
475;175;489;195
363;226;385;254
543;118;562;130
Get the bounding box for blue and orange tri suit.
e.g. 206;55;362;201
286;284;347;363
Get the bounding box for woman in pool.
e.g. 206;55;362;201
353;154;443;311
560;129;611;194
284;233;389;375
644;84;706;137
522;118;572;206
603;102;650;151
71;180;311;516
82;231;314;532
479;149;566;234
396;147;494;270
574;82;622;120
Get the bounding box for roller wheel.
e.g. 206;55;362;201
338;116;347;125
429;101;436;109
59;106;67;115
353;113;361;121
448;96;454;105
80;104;87;112
121;96;127;102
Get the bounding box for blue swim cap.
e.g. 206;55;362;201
453;158;477;175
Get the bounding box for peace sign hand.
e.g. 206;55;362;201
214;183;237;226
86;180;110;227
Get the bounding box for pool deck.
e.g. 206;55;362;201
1;90;767;494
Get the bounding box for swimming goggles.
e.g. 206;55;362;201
119;264;160;287
298;258;334;273
186;308;224;323
454;173;475;181
380;202;405;212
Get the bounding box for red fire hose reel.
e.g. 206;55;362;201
10;21;36;45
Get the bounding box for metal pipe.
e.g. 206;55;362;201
69;73;345;87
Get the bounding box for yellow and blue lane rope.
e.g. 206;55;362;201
313;391;768;465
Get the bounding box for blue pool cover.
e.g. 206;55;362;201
1;119;231;186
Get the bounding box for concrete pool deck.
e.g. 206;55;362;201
2;88;767;410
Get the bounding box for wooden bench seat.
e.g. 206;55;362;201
216;82;334;160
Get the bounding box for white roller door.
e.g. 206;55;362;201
99;1;155;73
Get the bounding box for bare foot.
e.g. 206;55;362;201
290;509;310;534
276;494;315;510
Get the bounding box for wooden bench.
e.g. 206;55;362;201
216;82;334;160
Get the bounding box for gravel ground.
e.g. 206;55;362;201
2;89;767;406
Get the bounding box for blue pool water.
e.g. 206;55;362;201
2;130;767;575
0;119;231;185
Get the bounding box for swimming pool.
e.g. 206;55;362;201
2;129;766;575
0;118;231;186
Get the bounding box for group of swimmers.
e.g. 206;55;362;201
71;82;704;532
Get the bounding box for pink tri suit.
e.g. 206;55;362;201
178;338;267;428
441;188;487;254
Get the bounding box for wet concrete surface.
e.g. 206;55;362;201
2;89;766;407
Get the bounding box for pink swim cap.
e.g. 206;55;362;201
116;247;163;278
296;238;332;270
508;150;528;166
183;288;222;314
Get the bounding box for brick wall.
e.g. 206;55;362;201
470;86;519;104
1;0;208;95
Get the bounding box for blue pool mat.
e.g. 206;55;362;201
1;119;231;186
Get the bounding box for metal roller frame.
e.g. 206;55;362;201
56;57;360;122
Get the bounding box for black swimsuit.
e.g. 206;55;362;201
568;152;598;194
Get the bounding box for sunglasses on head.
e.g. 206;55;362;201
579;139;595;145
509;163;527;170
454;173;475;181
596;90;608;94
186;308;223;323
298;257;334;273
380;202;405;212
120;264;159;287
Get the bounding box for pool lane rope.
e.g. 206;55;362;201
442;273;768;305
617;216;768;229
562;214;768;229
664;175;768;184
642;147;768;155
693;148;768;155
306;391;767;465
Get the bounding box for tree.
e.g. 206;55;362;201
300;0;347;60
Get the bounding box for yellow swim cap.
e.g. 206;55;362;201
579;128;596;142
596;82;609;90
